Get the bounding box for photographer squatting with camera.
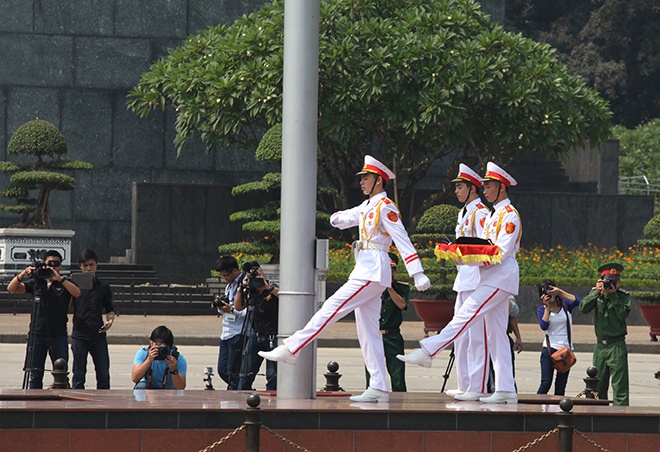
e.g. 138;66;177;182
8;250;81;389
132;325;187;389
234;261;279;391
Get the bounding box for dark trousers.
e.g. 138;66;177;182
366;332;407;392
537;347;570;396
71;336;110;389
28;335;69;389
240;333;277;391
593;341;629;406
218;334;242;390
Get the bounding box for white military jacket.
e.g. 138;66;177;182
453;198;490;293
479;198;522;294
330;191;424;287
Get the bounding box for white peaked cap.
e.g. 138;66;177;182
451;163;482;187
482;162;517;187
356;155;396;181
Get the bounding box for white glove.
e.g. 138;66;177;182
413;273;431;291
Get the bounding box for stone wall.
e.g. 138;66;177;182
0;0;270;262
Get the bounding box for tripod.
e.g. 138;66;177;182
440;345;455;393
231;291;256;390
22;282;47;389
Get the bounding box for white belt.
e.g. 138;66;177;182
351;241;389;260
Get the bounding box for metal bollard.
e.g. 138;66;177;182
244;394;261;452
582;366;599;399
322;361;343;392
557;397;574;452
50;358;69;389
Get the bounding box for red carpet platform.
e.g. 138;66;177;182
0;389;658;451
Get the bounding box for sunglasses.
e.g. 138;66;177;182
47;260;62;267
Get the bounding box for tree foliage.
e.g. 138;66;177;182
129;0;612;224
612;119;660;180
0;119;92;228
506;0;660;127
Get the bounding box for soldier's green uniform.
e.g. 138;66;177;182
366;280;410;391
579;286;631;406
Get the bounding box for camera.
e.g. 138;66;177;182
540;284;552;295
603;280;614;290
32;261;54;280
155;344;170;360
243;265;265;290
211;294;230;309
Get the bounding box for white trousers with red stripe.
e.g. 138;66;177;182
453;290;489;393
420;285;515;393
283;279;390;392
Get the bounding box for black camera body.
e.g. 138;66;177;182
155;344;170;360
603;280;614;290
541;284;552;295
154;344;179;360
244;266;265;290
211;294;230;309
32;261;54;280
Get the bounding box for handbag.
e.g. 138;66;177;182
545;304;577;373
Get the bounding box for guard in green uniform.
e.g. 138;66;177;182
579;263;631;406
366;253;410;391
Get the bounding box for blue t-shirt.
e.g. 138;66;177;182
133;347;187;389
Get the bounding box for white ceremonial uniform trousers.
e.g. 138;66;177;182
453;290;489;393
283;279;390;392
420;285;515;393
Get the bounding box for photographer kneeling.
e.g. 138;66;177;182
132;325;187;389
234;262;279;390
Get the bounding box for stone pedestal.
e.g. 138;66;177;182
0;228;75;280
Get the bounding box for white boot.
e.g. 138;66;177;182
349;387;390;403
479;391;518;404
258;345;297;364
396;348;432;368
445;389;464;397
454;391;488;401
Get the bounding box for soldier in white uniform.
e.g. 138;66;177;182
260;155;431;403
447;164;491;401
398;162;522;404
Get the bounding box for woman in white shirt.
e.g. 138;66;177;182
536;279;581;395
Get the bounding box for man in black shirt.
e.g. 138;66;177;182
234;262;279;390
71;248;116;389
8;250;81;389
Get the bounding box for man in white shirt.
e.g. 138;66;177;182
260;155;431;403
447;164;491;401
398;162;521;404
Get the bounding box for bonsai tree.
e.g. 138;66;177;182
0;119;92;228
410;204;460;287
217;124;335;263
639;213;660;247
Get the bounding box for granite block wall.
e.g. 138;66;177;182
0;0;270;264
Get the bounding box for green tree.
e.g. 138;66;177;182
128;0;611;224
613;119;660;180
506;0;660;127
0;119;92;228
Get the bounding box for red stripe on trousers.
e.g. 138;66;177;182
292;281;372;355
430;288;500;357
